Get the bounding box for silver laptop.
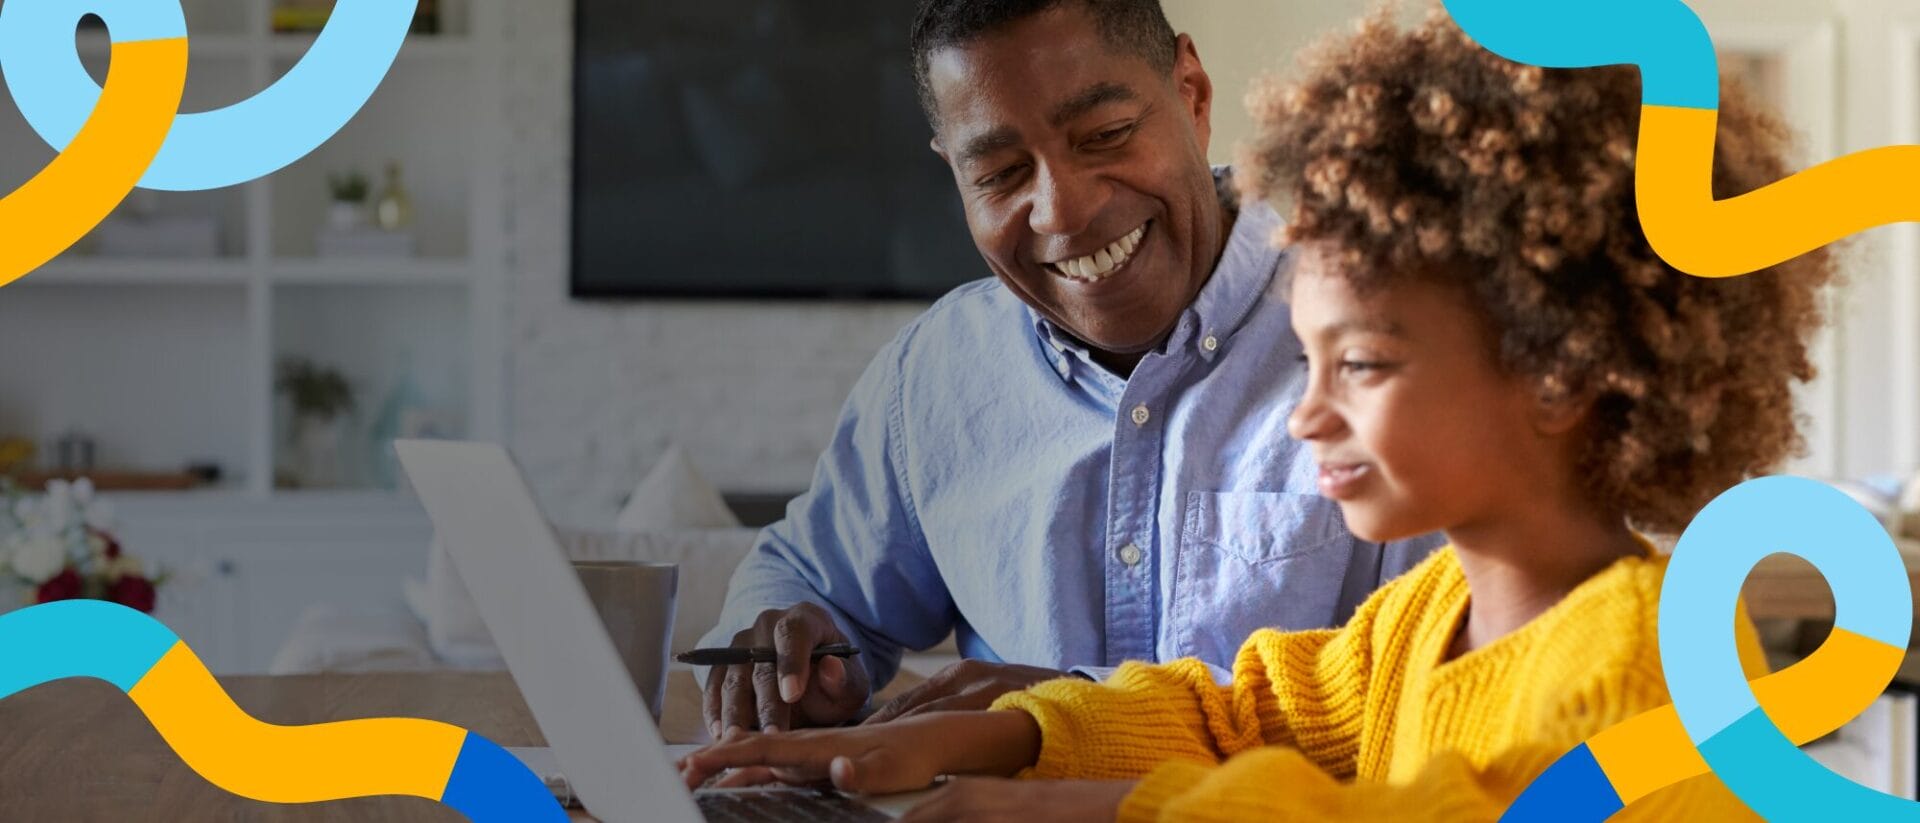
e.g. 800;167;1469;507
396;439;904;822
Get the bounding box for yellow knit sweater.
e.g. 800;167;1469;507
990;545;1770;821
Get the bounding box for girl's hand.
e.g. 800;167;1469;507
900;777;1134;823
676;710;1041;794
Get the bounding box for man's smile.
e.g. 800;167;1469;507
1043;221;1150;284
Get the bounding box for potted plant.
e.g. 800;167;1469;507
326;170;370;230
276;357;356;488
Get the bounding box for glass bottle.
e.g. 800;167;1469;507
374;161;413;232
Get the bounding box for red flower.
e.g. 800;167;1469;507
89;527;122;559
110;575;157;613
34;568;82;603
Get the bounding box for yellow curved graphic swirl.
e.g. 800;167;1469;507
0;601;564;820
1638;107;1920;278
129;643;469;804
0;38;185;286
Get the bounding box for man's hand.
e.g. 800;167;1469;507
898;778;1133;823
864;660;1066;724
676;711;1041;794
701;602;871;737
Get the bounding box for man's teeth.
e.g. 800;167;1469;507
1054;225;1146;282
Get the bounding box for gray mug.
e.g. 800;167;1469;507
573;561;678;722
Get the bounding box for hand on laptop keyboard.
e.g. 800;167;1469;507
677;711;1042;796
696;788;890;823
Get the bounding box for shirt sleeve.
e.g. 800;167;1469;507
1068;664;1234;686
697;329;956;691
991;608;1377;782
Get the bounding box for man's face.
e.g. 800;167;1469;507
925;5;1223;356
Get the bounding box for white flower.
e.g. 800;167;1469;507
10;534;67;583
70;477;94;504
13;496;50;535
40;481;72;531
15;502;54;540
83;498;114;531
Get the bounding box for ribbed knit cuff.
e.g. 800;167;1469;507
989;690;1084;780
1118;759;1211;823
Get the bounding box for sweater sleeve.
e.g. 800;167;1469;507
1115;740;1759;822
990;598;1380;781
1112;667;1762;823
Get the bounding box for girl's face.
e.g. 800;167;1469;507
1287;248;1574;542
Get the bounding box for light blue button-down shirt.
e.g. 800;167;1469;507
704;169;1442;689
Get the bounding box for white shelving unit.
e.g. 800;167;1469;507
0;0;506;499
0;0;506;673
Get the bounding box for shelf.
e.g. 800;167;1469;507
19;258;251;287
75;32;255;61
70;32;470;63
267;259;471;285
11;260;474;287
99;488;413;505
99;488;429;520
5;470;201;492
3;0;500;521
271;34;472;62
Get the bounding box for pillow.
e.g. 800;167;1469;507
419;445;753;664
614;444;741;531
422;536;507;666
559;527;759;655
401;575;433;627
269;604;441;675
421;527;759;665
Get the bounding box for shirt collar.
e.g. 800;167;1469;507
1029;165;1286;380
1186;166;1284;365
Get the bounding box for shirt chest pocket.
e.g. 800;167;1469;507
1182;491;1350;566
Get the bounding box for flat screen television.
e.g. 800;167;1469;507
572;1;985;299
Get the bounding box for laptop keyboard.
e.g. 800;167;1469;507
697;788;892;822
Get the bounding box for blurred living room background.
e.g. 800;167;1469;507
1;0;1918;793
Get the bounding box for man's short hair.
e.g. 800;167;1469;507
910;0;1178;128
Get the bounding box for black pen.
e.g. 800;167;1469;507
674;642;861;666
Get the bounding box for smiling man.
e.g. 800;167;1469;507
699;0;1441;736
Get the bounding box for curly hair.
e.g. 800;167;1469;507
1238;8;1836;534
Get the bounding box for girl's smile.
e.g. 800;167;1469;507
1315;461;1372;500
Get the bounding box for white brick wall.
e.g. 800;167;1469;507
500;2;932;525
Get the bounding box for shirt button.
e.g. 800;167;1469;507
1118;543;1144;566
1201;335;1219;353
1130;404;1150;426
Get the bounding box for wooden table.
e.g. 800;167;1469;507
0;668;921;821
1739;536;1920;684
1742;536;1920;621
23;530;1903;822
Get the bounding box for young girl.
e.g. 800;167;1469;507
680;10;1833;820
